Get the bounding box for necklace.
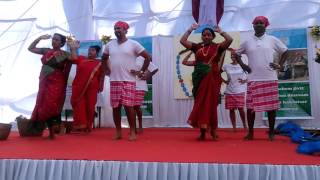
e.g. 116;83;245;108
201;45;211;57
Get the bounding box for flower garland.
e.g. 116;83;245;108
310;25;320;63
310;26;320;64
176;54;193;97
101;35;111;45
66;34;76;44
310;25;320;41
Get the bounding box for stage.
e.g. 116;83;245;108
0;128;319;180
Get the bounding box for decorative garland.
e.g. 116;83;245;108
310;26;320;64
101;35;111;45
315;48;320;64
310;25;320;41
175;54;193;97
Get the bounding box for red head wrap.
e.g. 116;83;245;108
252;16;270;27
114;21;129;30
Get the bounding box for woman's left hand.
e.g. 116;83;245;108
215;26;223;34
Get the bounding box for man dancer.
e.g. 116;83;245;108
102;21;151;140
237;16;288;141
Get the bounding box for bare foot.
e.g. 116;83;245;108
197;135;205;141
113;132;122;140
197;131;206;141
128;134;137;141
244;133;254;140
210;130;218;141
268;133;275;141
44;133;55;140
137;128;143;134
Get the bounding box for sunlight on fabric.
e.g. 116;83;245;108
93;0;143;17
34;0;69;31
150;0;191;12
0;0;37;19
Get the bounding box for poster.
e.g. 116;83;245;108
264;28;312;119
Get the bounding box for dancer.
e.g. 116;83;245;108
69;41;104;132
237;16;288;141
102;21;151;141
222;50;250;132
180;23;233;140
27;33;72;139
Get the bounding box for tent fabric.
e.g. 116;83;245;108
192;0;225;26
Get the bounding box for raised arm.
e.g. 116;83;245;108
180;23;199;49
67;40;80;60
182;52;196;66
215;26;233;50
28;34;51;54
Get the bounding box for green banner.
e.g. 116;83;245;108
121;84;153;118
277;82;311;118
264;81;312;119
142;84;153;117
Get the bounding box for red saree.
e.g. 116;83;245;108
71;56;103;130
187;43;225;130
31;50;71;122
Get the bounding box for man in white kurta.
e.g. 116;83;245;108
102;21;151;141
237;16;288;141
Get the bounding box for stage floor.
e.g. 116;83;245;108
0;128;319;165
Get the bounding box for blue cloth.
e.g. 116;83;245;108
276;122;320;155
297;141;320;155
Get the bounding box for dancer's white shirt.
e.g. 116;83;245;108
222;63;247;94
104;39;145;82
135;57;158;91
237;34;288;81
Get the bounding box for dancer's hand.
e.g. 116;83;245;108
190;23;199;31
39;34;51;40
68;40;80;49
238;78;247;84
215;26;223;34
130;69;138;76
269;62;282;70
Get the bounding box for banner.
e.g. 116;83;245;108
264;28;312;119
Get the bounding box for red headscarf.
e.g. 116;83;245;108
114;21;129;30
252;16;270;27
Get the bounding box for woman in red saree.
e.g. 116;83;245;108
69;43;104;132
180;23;233;140
28;33;72;139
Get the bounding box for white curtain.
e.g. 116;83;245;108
1;159;319;180
92;0;320;36
152;36;193;127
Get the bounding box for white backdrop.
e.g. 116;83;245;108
1;0;320;129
